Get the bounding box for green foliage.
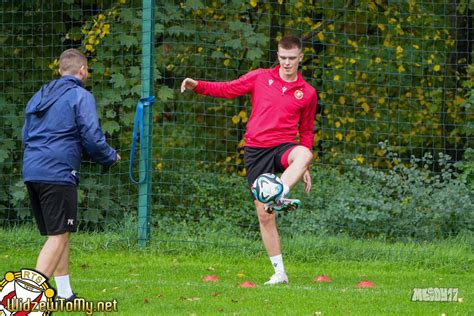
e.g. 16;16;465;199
282;148;473;240
455;147;474;189
0;1;472;241
153;168;258;238
147;150;474;241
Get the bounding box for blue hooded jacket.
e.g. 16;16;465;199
22;75;117;185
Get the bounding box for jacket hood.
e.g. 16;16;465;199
26;76;84;117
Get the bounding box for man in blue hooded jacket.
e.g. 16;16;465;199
22;48;120;301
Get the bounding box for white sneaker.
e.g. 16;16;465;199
264;272;289;285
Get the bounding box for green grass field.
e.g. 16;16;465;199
0;226;472;315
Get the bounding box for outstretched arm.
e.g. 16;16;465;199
180;69;263;99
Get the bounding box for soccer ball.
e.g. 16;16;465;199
251;173;284;203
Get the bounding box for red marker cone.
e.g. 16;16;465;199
238;281;256;288
357;280;375;288
202;275;219;282
314;275;332;282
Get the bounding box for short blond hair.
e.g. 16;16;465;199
59;48;87;75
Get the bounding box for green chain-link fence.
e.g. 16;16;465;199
1;0;472;242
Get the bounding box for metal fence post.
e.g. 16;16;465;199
138;0;154;247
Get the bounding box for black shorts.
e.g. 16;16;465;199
244;142;297;188
25;182;78;236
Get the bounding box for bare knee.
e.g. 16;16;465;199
47;232;69;245
300;147;313;166
289;146;313;167
255;202;276;226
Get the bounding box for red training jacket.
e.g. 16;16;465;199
194;65;318;150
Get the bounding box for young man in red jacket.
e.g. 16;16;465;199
181;36;317;285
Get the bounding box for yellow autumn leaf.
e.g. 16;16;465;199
368;1;376;11
363;129;371;139
335;121;341;128
398;65;406;72
362;103;370;112
250;0;257;7
354;156;365;164
48;59;59;69
223;59;230;66
454;96;465;106
395;24;404;35
232;115;240;124
333;75;341;81
338;96;346;104
446;38;455;46
317;32;324;41
313;133;320;143
336;132;343;141
375;57;382;64
348;39;358;48
378;97;385;104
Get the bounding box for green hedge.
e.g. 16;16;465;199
151;151;473;241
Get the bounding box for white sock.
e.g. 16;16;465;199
270;254;285;274
55;275;73;298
